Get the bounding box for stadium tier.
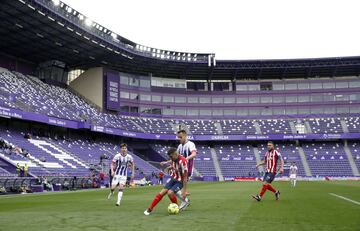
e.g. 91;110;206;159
150;142;359;178
1;68;360;137
0;127;160;178
1;0;360;182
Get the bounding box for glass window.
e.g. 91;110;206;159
200;109;211;116
120;106;129;112
174;109;183;115
297;83;309;90
187;97;198;103
323;95;334;102
175;97;186;103
350;94;360;101
237;97;248;103
163;109;174;115
298;108;310;114
199;97;211;104
224;109;236;115
129;77;139;87
236;85;247;91
337;107;349;113
273;83;284;90
249;109;260;115
310;82;322;89
187;109;199;116
140;107;149;113
212;97;223;104
311;108;323;114
336;82;348;88
249;96;259;103
224;97;235;104
311;95;323;102
120;76;129;85
286;108;297;115
248;84;260;91
130;93;138;100
323;82;335;89
140;94;151;101
273;96;284;103
163;96;174;103
212;109;223;116
324;107;336;114
120;91;129;99
298;95;310;102
335;95;349;101
130;107;138;113
273;108;285;115
151;95;161;102
285;83;297;90
175;82;186;88
261;108;272;115
237;109;248;116
286;96;297;103
139;79;150;88
261;96;272;103
349;80;360;88
350;107;360;113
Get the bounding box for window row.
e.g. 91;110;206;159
236;80;360;91
119;105;360;116
119;92;360;104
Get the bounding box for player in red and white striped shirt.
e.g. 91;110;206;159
144;148;189;215
252;141;284;202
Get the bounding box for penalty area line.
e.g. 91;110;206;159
329;193;360;206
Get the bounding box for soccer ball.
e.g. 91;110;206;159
167;203;179;215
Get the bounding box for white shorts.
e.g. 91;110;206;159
112;175;127;186
290;174;297;179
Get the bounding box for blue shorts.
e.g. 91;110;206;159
164;178;183;193
263;172;276;183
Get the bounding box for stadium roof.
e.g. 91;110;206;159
1;0;360;80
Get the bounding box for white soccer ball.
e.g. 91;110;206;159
167;203;180;215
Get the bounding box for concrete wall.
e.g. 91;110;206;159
69;67;104;109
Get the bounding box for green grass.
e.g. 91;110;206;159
0;181;359;231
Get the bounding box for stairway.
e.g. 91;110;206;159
48;140;89;167
340;120;349;133
297;145;312;176
28;139;88;169
289;121;297;134
130;119;147;133
253;147;264;173
215;122;223;135
0;153;45;177
210;148;224;181
304;121;313;134
253;121;262;134
343;140;360;176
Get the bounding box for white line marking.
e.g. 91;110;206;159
329;193;360;206
0;188;103;199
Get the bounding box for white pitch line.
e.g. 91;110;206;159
329;193;360;206
0;188;103;199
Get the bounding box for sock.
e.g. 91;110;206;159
168;194;178;204
117;191;123;204
176;191;187;202
149;193;164;210
267;184;277;193
259;185;267;197
294;180;296;187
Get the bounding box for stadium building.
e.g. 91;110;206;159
1;0;360;189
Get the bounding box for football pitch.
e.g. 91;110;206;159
0;181;359;231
